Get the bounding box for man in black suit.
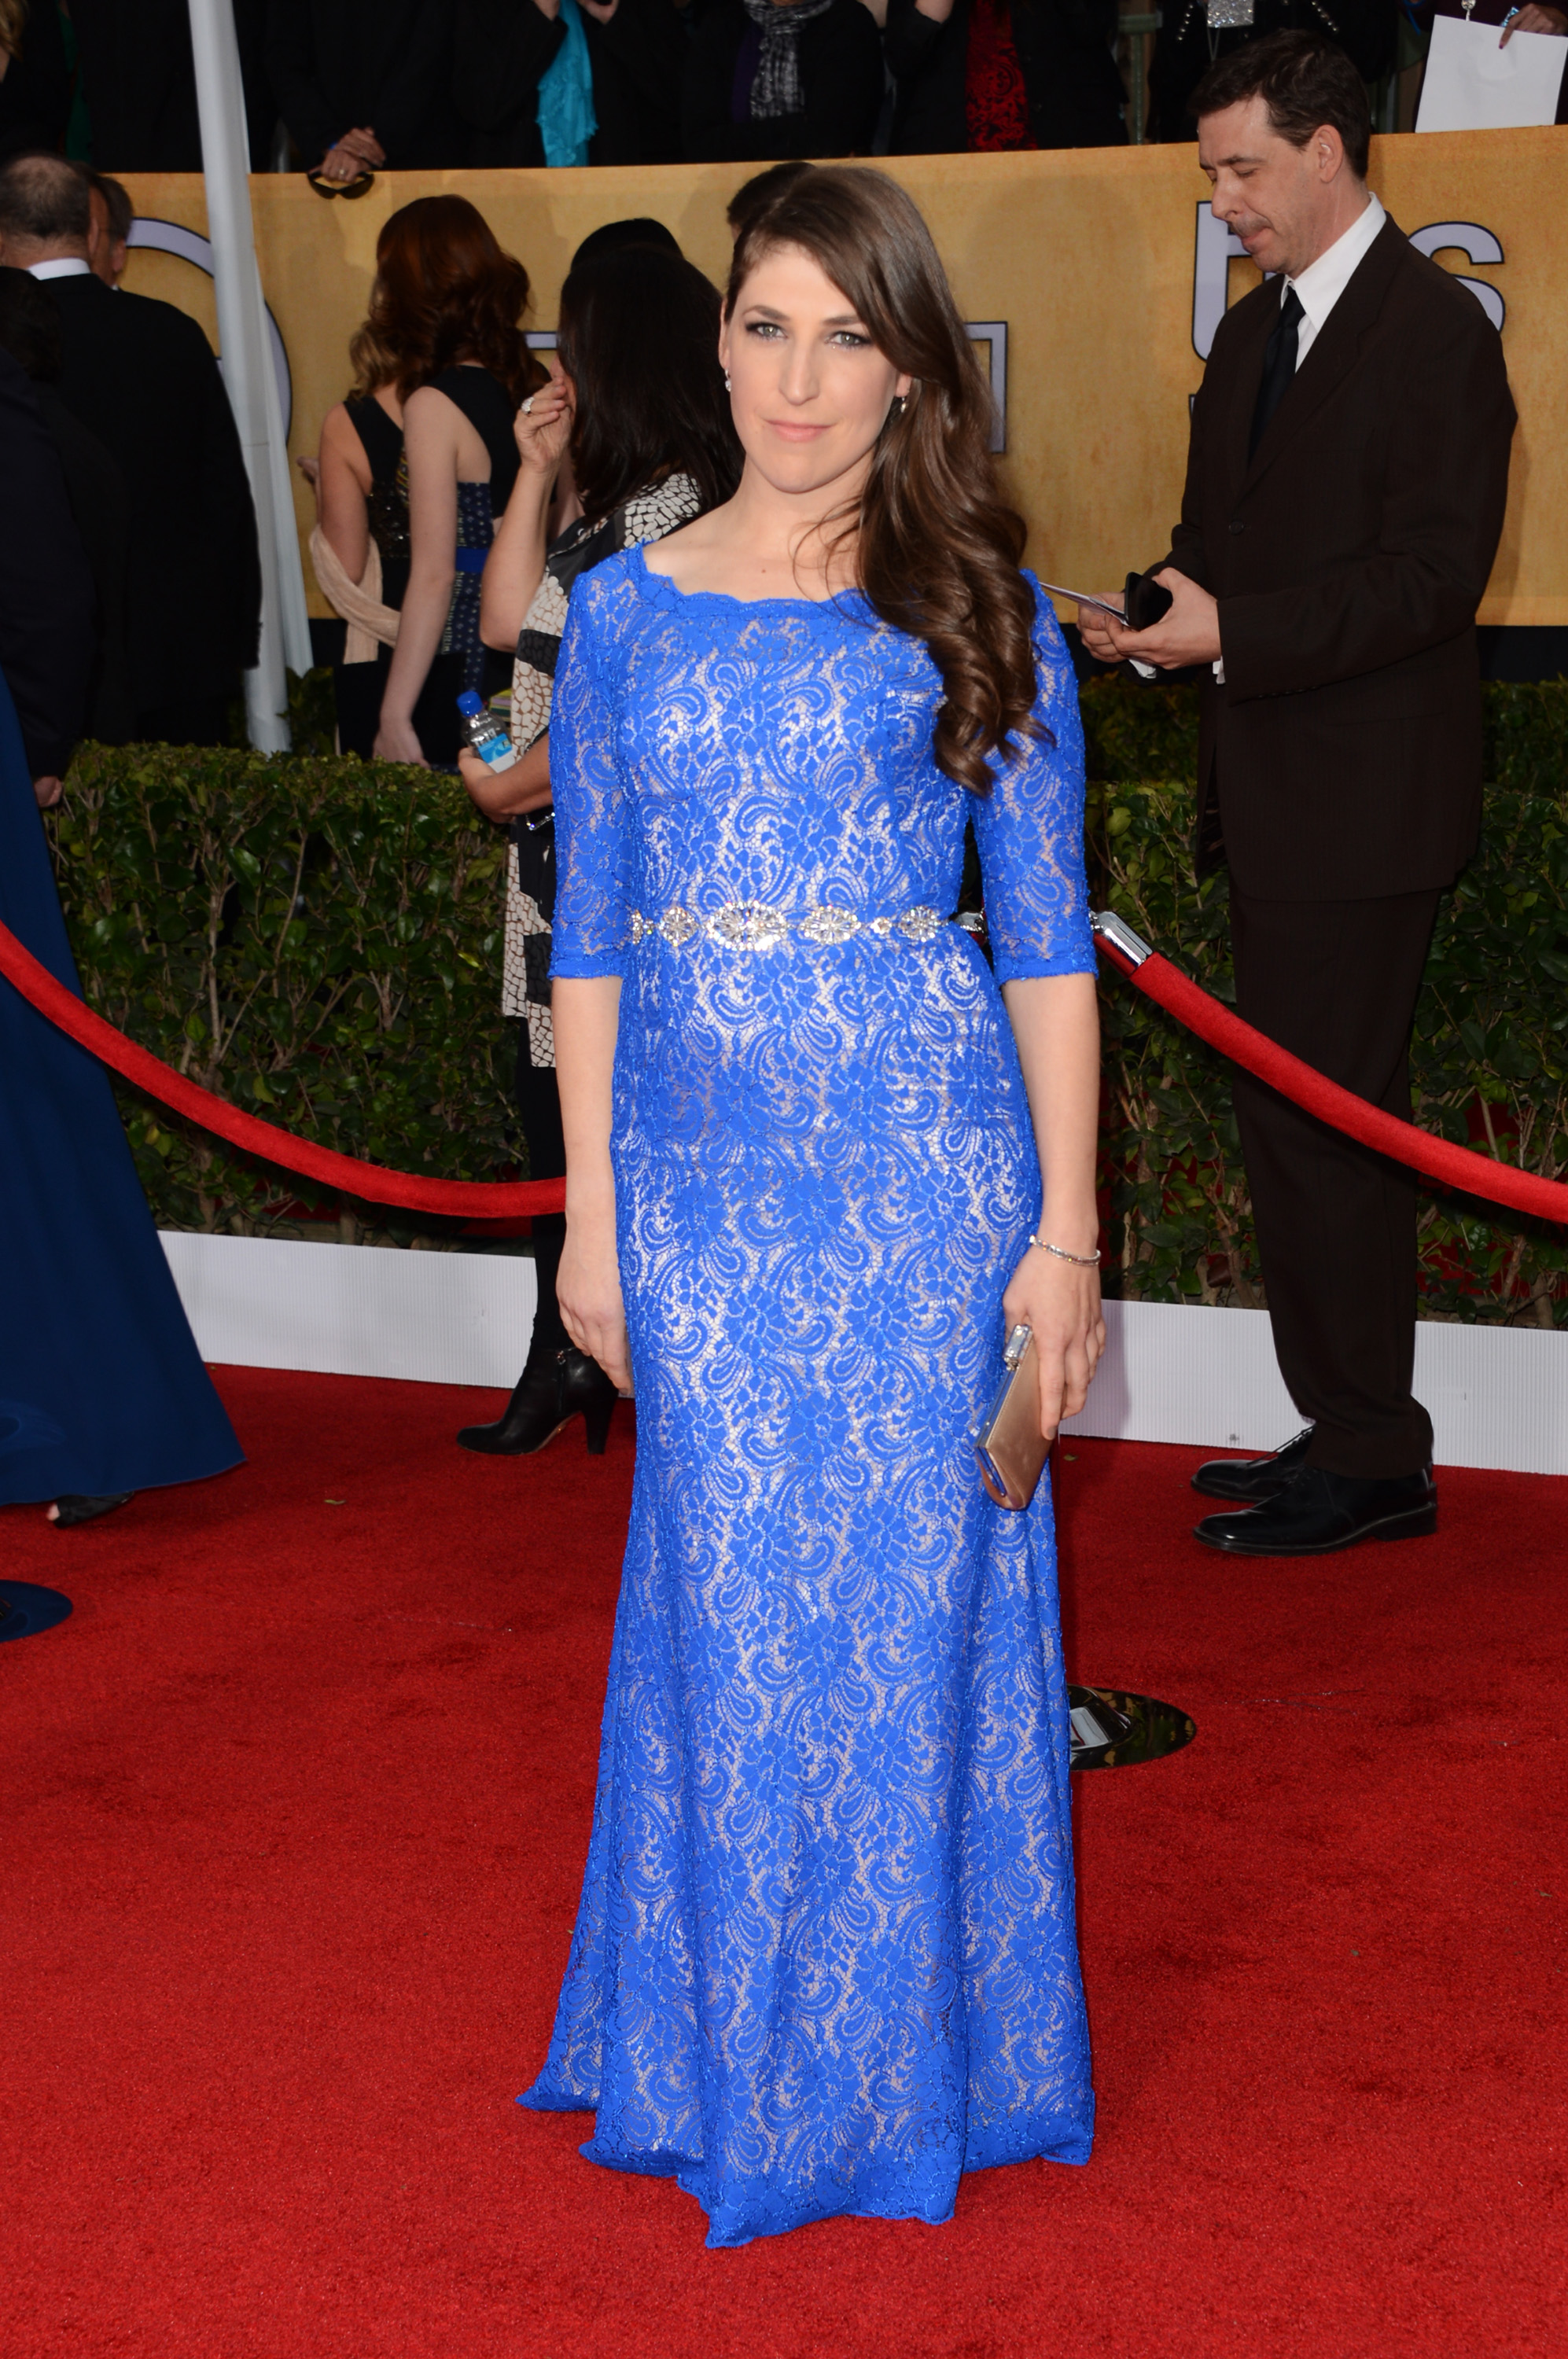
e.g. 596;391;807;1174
1079;34;1515;1557
266;0;462;179
0;267;134;748
0;153;261;749
0;346;95;802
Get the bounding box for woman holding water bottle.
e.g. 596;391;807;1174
454;237;740;1459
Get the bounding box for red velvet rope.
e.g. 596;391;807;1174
1095;930;1568;1224
0;918;566;1219
3;911;1562;1229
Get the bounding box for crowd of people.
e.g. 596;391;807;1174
5;0;1562;176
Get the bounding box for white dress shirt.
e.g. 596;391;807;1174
27;256;92;281
1283;191;1387;369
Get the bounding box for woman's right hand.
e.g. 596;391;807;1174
513;359;573;479
373;713;429;767
558;1205;631;1392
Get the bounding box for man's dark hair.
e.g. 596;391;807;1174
86;170;135;246
1191;32;1371;180
0;264;63;381
0;152;92;248
571;217;682;272
726;161;812;241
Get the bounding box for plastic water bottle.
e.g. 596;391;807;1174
457;690;518;773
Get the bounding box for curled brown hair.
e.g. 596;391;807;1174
366;195;543;407
726;167;1037;794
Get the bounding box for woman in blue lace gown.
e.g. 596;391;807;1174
520;167;1104;2247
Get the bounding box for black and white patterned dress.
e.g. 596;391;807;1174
503;474;704;1069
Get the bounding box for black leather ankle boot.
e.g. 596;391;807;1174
456;1345;617;1457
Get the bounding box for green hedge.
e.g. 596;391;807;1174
42;676;1568;1323
48;742;516;1246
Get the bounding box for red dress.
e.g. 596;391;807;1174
965;0;1036;150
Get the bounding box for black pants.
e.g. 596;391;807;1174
1229;887;1441;1481
133;694;236;749
516;1040;567;1359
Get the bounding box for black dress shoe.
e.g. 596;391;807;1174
50;1492;132;1528
1194;1463;1437;1557
456;1345;617;1457
1191;1426;1314;1503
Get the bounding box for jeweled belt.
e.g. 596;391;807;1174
629;902;967;951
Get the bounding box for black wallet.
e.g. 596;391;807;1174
1124;569;1174;632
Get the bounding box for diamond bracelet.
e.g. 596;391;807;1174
1026;1233;1101;1268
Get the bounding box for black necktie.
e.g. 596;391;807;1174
1248;285;1305;459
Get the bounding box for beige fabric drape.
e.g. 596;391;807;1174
308;526;399;665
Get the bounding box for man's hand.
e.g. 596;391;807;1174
1076;569;1221;671
33;775;63;809
319;127;385;181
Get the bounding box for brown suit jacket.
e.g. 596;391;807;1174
1166;215;1516;900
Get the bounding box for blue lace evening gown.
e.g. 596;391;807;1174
520;545;1096;2247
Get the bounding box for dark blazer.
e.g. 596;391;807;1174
585;0;690;165
1150;0;1396;146
682;0;883;163
452;0;565;166
266;0;462;169
0;0;74;161
1168;217;1515;901
0;351;95;781
39;390;136;747
45;272;262;712
885;0;1126;155
72;0;278;171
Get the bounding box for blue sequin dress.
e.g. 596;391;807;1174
519;546;1096;2247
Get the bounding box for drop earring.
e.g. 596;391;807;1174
723;371;732;392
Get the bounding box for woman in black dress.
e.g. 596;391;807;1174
453;242;742;1457
308;197;546;767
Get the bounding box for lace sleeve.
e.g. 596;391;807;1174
968;578;1096;986
549;576;635;982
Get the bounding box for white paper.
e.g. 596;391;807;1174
1416;16;1566;132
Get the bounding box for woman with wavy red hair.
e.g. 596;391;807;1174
518;167;1100;2245
308;195;544;765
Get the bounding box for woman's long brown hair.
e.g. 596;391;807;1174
366;195;543;407
726;167;1039;795
558;246;742;527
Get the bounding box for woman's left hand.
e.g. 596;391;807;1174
1001;1242;1106;1444
373;713;429;767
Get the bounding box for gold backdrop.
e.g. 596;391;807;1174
120;131;1568;628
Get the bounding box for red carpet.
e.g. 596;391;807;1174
2;1368;1563;2357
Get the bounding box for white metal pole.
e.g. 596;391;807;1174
187;0;311;752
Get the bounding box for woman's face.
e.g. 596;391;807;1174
719;243;911;503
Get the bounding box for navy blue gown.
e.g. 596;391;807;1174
520;553;1095;2245
0;671;242;1504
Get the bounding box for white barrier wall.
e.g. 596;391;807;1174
1057;1297;1567;1476
160;1232;536;1390
160;1234;1566;1476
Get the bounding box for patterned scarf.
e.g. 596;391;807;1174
740;0;836;120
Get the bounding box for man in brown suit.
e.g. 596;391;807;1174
1080;32;1515;1556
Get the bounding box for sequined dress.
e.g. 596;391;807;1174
520;547;1096;2247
